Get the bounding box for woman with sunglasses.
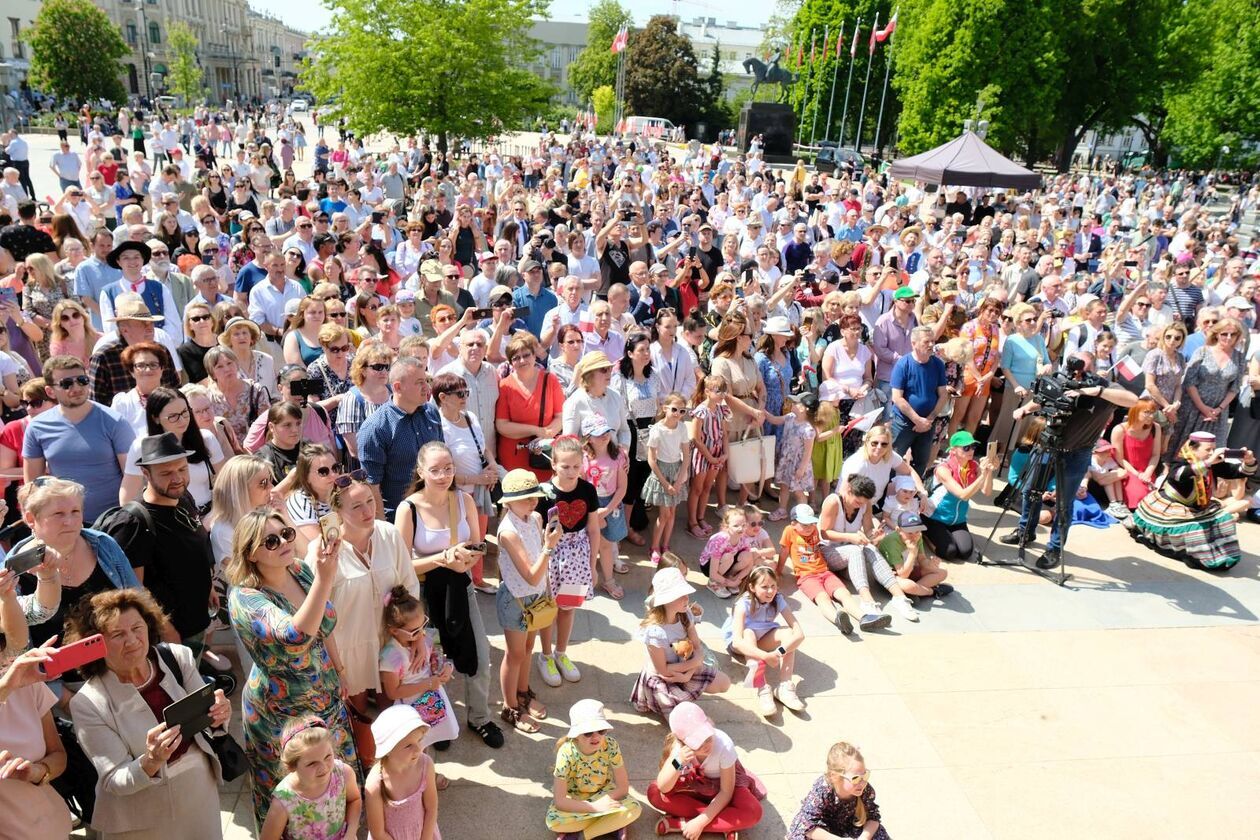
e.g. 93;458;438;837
1169;317;1246;456
120;386;224;510
339;342;395;463
0;378;50;524
996;302;1052;451
307;322;356;407
219;314;277;399
226;508;356;830
921;429;996;564
1143;322;1188;449
282;443;340;555
315;471;419;712
177;301;218;383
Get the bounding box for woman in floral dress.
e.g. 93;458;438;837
226;509;357;829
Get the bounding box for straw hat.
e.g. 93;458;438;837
218;316;262;346
899;225;923;245
572;351;613;383
109;294;161;322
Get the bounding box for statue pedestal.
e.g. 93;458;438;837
737;102;796;161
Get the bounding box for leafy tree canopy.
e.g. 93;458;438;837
26;0;130;105
302;0;555;153
567;0;632;106
166;22;204;108
623;16;712;132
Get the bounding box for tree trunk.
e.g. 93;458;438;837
437;132;448;156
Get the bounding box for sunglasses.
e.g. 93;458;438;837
1133;302;1151;308
326;344;351;354
836;771;871;785
260;526;298;551
313;465;340;477
446;389;469;399
329;312;348;319
665;406;686;414
20;398;45;409
60;310;84;322
868;441;889;448
54;374;91;389
366;362;391;372
397;617;430;639
332;469;368;489
189;313;213;324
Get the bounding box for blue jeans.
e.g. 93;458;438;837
890;413;933;478
1016;446;1093;552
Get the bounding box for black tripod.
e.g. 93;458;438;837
977;438;1073;585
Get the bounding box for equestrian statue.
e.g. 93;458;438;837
743;52;797;103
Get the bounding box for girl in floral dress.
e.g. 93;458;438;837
545;699;641;839
261;717;363;840
787;741;890;840
772;393;818;518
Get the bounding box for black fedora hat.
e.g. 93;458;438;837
135;432;194;467
106;240;152;269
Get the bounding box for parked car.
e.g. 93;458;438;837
289;99;309;113
815;141;865;174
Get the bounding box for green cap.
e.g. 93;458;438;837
948;430;979;448
893;286;917;300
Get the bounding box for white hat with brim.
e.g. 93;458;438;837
648;567;695;607
566;699;613;738
371;705;430;757
218;316;262;346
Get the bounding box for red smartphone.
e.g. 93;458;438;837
40;634;106;679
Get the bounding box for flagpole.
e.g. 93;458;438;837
873;10;898;158
808;25;827;148
795;31;808;147
838;18;859;147
824;19;844;142
854;11;878;154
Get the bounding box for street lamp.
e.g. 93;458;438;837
963;98;988;139
1215;144;1230;171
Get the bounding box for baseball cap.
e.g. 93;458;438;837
790;503;818;525
668;702;716;750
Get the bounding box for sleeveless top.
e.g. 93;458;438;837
496;509;547;598
407;492;471;555
367;753;440;840
272;759;350;839
295;330;323;366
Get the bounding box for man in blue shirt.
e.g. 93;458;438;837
889;327;949;476
512;259;558;337
233;233;273;305
23;356;136;522
74;228;123;331
318;179;349;216
359;356;443;518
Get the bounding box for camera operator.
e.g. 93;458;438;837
1002;352;1138;569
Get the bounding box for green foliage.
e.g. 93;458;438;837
1163;0;1260;166
566;0;632;106
593;85;616;134
302;0;555;153
624;16;723;134
25;0;130;104
166;22;203;108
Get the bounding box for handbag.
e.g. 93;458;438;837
727;428;764;485
527;372;553;470
517;591;558;632
345;697;377;767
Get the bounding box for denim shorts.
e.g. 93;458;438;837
496;584;549;633
598;493;628;543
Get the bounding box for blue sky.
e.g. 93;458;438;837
249;0;775;34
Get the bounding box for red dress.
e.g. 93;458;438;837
1121;426;1156;509
495;368;564;477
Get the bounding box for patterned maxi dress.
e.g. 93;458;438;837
1170;346;1245;454
229;563;357;829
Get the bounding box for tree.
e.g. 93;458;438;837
593;85;616;134
623;16;710;132
567;0;632;106
301;0;554;154
1162;0;1260;166
25;0;129;104
166;22;203;108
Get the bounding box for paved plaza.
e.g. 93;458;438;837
197;497;1258;840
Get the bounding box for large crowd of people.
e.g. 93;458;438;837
0;100;1258;840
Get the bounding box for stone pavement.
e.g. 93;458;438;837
188;497;1260;840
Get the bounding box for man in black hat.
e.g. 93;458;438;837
99;432;215;658
99;240;181;339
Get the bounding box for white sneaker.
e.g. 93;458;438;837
775;681;805;712
890;596;919;622
1107;501;1131;519
756;684;777;717
537;653;562;688
554;651;581;682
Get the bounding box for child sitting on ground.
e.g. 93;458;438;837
877;475;952;599
787;741;890;840
698;506;759;598
721;565;806;716
1089;438;1132;519
546;699;641;839
776;503;873;634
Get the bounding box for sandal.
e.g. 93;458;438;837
613;559;630;574
601;580;624;600
650;549;663;566
435;773;450;791
686;526;707;539
769;508;788;522
500;704;539;734
625;531;647;546
517;689;547;720
699;522;715;535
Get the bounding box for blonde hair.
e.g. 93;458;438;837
18;477;85;519
279;716;332;769
224;509;288;589
1206;316;1244;346
205;455;272;531
318;322;349;347
826;741;868;826
24;253;60;290
49;299;100;347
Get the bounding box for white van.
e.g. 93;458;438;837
622;115;678;139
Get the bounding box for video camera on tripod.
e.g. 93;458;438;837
1029;357;1108;448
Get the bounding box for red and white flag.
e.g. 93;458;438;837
1113;355;1142;382
868;12;879;54
876;10;899;42
610;27;628;54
